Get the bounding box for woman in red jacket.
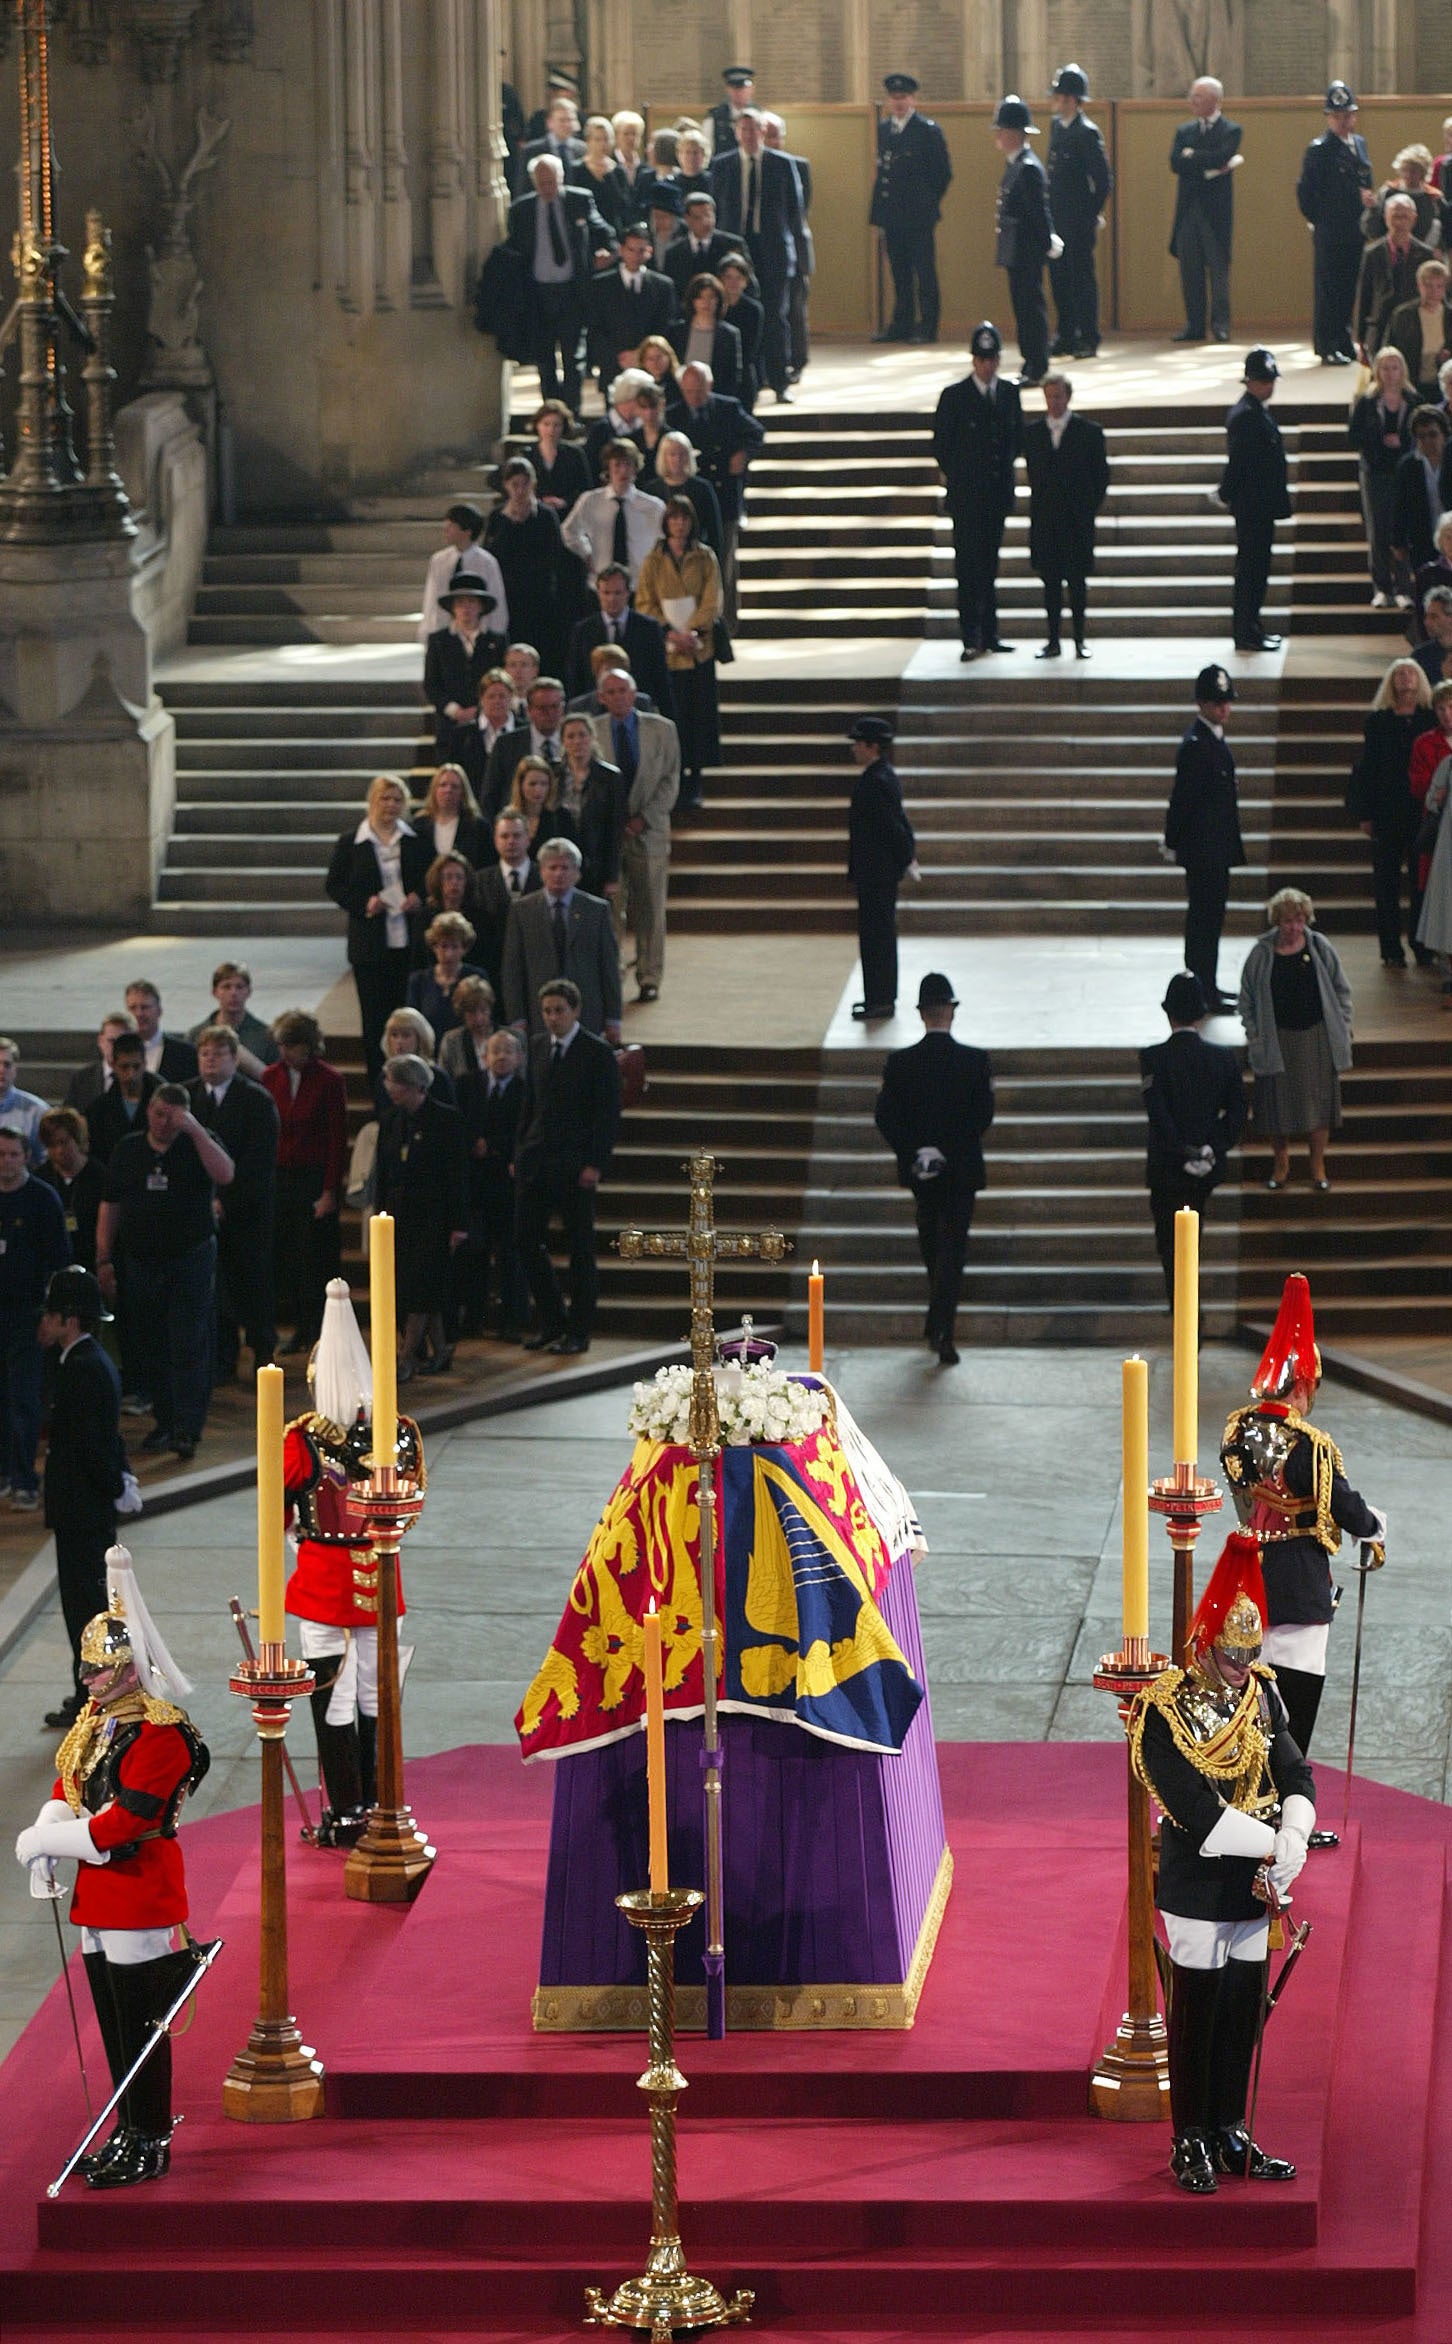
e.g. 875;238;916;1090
262;1011;349;1353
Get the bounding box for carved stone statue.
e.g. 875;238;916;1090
133;102;229;389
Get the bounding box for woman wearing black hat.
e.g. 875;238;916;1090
847;716;919;1021
423;574;507;771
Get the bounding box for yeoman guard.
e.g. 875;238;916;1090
1129;1532;1316;2195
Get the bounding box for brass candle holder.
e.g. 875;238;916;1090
1149;1460;1222;1666
222;1647;326;2122
1090;1645;1171;2124
584;1888;754;2339
342;1463;434;1903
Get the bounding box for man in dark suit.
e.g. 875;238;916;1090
566;566;673;715
1169;77;1241;343
1140;972;1247;1310
66;1013;142;1113
515;89;584;193
1221;346;1289;652
481;674;567;818
124;981;199;1084
663;195;748;300
37;1265;129;1727
84;1032;158;1167
523;71;581;147
874;971;995;1367
189;1025;280;1379
709;67;756;158
1023;372;1110;657
993;95;1057;386
1354;197;1431;356
933;321;1023;660
668;362;766;623
1047;65;1112;359
456;1027;530;1339
503;837;623;1043
847;714;918;1023
475;812;543;1002
588;222;677;382
514;977;622;1354
1164;665;1245;1014
870;72;953;346
1394;407;1452;574
764;114;814;377
709;108;804;401
1296;83;1375;363
507;153;616;413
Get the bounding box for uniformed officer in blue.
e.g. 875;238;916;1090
1163;665;1245;1014
992;95;1058;385
1296;83;1376;363
845;715;919;1024
1046;64;1111;359
1221;345;1290;651
932;321;1024;661
870;73;953;346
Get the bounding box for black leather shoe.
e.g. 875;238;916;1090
140;1425;173;1453
1035;642;1062;659
983;639;1016;654
851;1002;895;1020
79;2126;131;2180
1171;2131;1218;2192
1074;639;1091;658
550;1334;589;1355
1307;1828;1340;1850
937;1341;960;1366
1172;328;1204;343
522;1331;562;1351
1211;327;1230;342
870;327;908;343
87;2130;171;2189
44;1695;83;1730
959;644;980;661
1213;2126;1295;2181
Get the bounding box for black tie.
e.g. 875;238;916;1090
510;869;521;892
550;1041;564;1072
552;901;568;969
613;717;637;785
746;159;759;232
612;497;629;566
547;199;568;268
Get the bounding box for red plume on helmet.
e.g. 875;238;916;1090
1188;1532;1268;1657
1250;1273;1321;1404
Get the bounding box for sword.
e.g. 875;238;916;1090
50;1899;93;2117
1244;1906;1312;2177
229;1598;318;1843
47;1936;223;2198
1342;1539;1384;1838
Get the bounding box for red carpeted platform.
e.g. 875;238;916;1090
3;1742;1450;2341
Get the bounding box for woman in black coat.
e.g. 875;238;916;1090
325;775;431;1082
423;579;506;775
719;255;765;411
529;399;593;521
558;716;628;898
1346;655;1436;964
1347;346;1415;607
483;456;573;672
413;762;493;867
669;274;743;404
376;1055;470;1378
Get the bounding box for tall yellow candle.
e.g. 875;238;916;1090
642;1601;669;1892
807;1260;825;1374
1121;1356;1149;1644
1172;1206;1199;1467
256;1363;286;1646
369;1212;397;1470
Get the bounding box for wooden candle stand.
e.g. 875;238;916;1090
1090;1648;1171;2124
342;1464;434;1904
222;1650;325;2123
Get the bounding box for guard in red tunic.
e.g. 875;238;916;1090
15;1548;208;2188
285;1277;422;1845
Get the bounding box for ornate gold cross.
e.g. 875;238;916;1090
616;1149;790;1456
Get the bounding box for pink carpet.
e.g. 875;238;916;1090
2;1741;1449;2339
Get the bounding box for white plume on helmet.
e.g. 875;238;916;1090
310;1276;374;1431
105;1544;192;1702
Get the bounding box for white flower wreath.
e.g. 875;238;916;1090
627;1361;830;1449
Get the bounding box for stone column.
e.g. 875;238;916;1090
843;0;869;103
510;0;544;128
341;0;378;315
430;0;469;304
1015;0;1048;104
967;0;1004;100
473;0;512;446
1326;0;1360;86
377;0;412;310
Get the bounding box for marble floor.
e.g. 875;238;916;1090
1;1340;1442;2058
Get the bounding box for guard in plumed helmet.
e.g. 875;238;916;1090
846;716;919;1023
992;95;1058;384
1047;64;1111;358
1163;664;1244;1012
14;1547;210;2187
1221;1274;1385;1779
284;1278;424;1846
870;72;953;345
1129;1533;1316;2194
1296;84;1375;362
932;322;1024;661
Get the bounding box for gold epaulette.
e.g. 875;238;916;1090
141;1693;187;1728
1127;1664;1275;1832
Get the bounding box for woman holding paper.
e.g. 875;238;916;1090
634;496;723;813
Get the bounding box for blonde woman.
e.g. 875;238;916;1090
1237;890;1353;1190
1347;658;1434;963
1348;344;1414;606
325;776;429;1078
1385;258;1452;397
577;113;630;233
407;910;486;1041
376;1004;456;1114
415;762;491;864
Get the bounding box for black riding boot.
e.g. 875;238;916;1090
357;1709;379;1811
1166;1957;1221;2191
1210;1954;1295;2179
80;1951;130;2176
309;1654;367;1846
87;1950;196;2188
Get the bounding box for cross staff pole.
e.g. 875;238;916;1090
616;1149;790;2039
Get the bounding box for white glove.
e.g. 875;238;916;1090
913;1146;947;1181
28;1857;64;1899
117;1471;144;1518
15;1811;106;1867
1158;841;1177;865
1182;1146;1215;1180
1200;1806;1277;1861
1269;1793;1314;1896
1048;234;1064;260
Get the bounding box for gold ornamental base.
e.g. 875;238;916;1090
342;1805;436;1903
1089;2010;1172;2123
585;1888;753;2340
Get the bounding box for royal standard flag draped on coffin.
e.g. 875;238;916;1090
516;1424;924;1761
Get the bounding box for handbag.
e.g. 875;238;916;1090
615;1044;647;1109
345;1118;379;1211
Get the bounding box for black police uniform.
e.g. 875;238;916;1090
870;84;954;344
996;126;1054;381
1139;1017;1247;1305
847;724;916;1016
1296;93;1374;361
1221;368;1290;649
933;342;1023;654
874;1001;995;1355
1164;670;1245;1006
1046;84;1111;356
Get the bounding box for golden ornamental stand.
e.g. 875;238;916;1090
1149;1461;1222;1666
342;1462;434;1902
1090;1642;1171;2123
585;1888;754;2339
222;1646;325;2121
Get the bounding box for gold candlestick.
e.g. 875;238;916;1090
222;1647;325;2122
341;1463;435;1903
1149;1461;1223;1666
1090;1648;1171;2124
584;1889;754;2338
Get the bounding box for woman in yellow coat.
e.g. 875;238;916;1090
634;494;723;811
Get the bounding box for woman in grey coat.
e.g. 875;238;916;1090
1237;887;1353;1191
1415;746;1452;1001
